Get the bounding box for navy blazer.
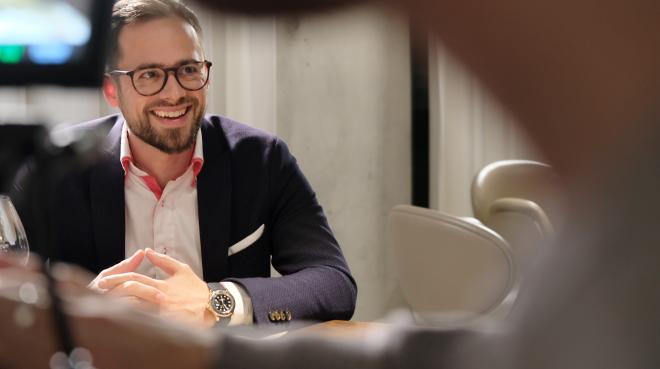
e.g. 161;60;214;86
17;114;356;324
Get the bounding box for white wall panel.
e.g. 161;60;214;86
273;6;411;320
429;42;543;217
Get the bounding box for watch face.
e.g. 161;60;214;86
211;290;235;317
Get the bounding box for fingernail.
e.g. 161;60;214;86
156;292;166;301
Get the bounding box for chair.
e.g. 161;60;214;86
471;160;565;268
388;205;517;324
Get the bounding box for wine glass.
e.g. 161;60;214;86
0;195;29;264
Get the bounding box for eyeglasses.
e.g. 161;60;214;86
108;60;212;96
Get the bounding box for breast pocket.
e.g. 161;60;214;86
227;224;265;256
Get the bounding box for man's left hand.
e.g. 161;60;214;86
97;249;215;327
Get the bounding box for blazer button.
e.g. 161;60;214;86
269;310;280;322
285;311;292;321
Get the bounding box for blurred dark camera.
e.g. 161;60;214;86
0;1;113;256
0;0;112;87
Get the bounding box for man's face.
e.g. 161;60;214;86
106;17;207;154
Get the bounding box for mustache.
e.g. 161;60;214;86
145;96;198;110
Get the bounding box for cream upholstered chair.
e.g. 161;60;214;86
471;160;565;269
389;205;517;324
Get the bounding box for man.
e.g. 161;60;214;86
2;0;660;368
14;0;356;327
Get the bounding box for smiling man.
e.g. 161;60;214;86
25;0;356;327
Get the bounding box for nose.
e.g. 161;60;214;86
158;70;186;102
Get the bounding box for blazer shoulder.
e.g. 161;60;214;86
205;114;278;147
204;115;293;162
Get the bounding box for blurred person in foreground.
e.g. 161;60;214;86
2;0;660;368
12;0;356;328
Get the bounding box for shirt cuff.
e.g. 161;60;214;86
220;281;254;326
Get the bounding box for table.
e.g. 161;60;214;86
287;320;386;338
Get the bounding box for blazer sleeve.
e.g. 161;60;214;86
224;137;357;324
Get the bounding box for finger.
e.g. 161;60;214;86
106;280;166;305
97;249;145;278
97;272;164;291
145;249;184;275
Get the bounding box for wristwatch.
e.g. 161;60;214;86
206;283;235;324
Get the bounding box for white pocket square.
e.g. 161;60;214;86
228;224;265;256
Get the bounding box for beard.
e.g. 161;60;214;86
124;96;204;154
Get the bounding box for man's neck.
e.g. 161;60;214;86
127;132;193;189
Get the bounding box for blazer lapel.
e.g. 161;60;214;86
197;118;231;281
90;120;125;271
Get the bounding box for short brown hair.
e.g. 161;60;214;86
107;0;203;70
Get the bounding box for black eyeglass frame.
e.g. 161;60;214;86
107;60;213;96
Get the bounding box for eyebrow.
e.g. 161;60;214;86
132;59;202;70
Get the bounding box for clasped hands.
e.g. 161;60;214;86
88;249;216;327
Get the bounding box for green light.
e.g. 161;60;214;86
0;45;25;64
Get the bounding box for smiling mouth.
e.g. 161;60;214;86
151;106;191;120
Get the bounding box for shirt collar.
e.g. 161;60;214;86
119;120;204;181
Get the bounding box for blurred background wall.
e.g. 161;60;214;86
0;3;540;321
429;43;543;217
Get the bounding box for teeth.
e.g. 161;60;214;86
153;108;186;118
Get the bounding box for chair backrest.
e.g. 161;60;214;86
388;205;517;324
471;160;565;267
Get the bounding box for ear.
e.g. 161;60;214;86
103;75;120;108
